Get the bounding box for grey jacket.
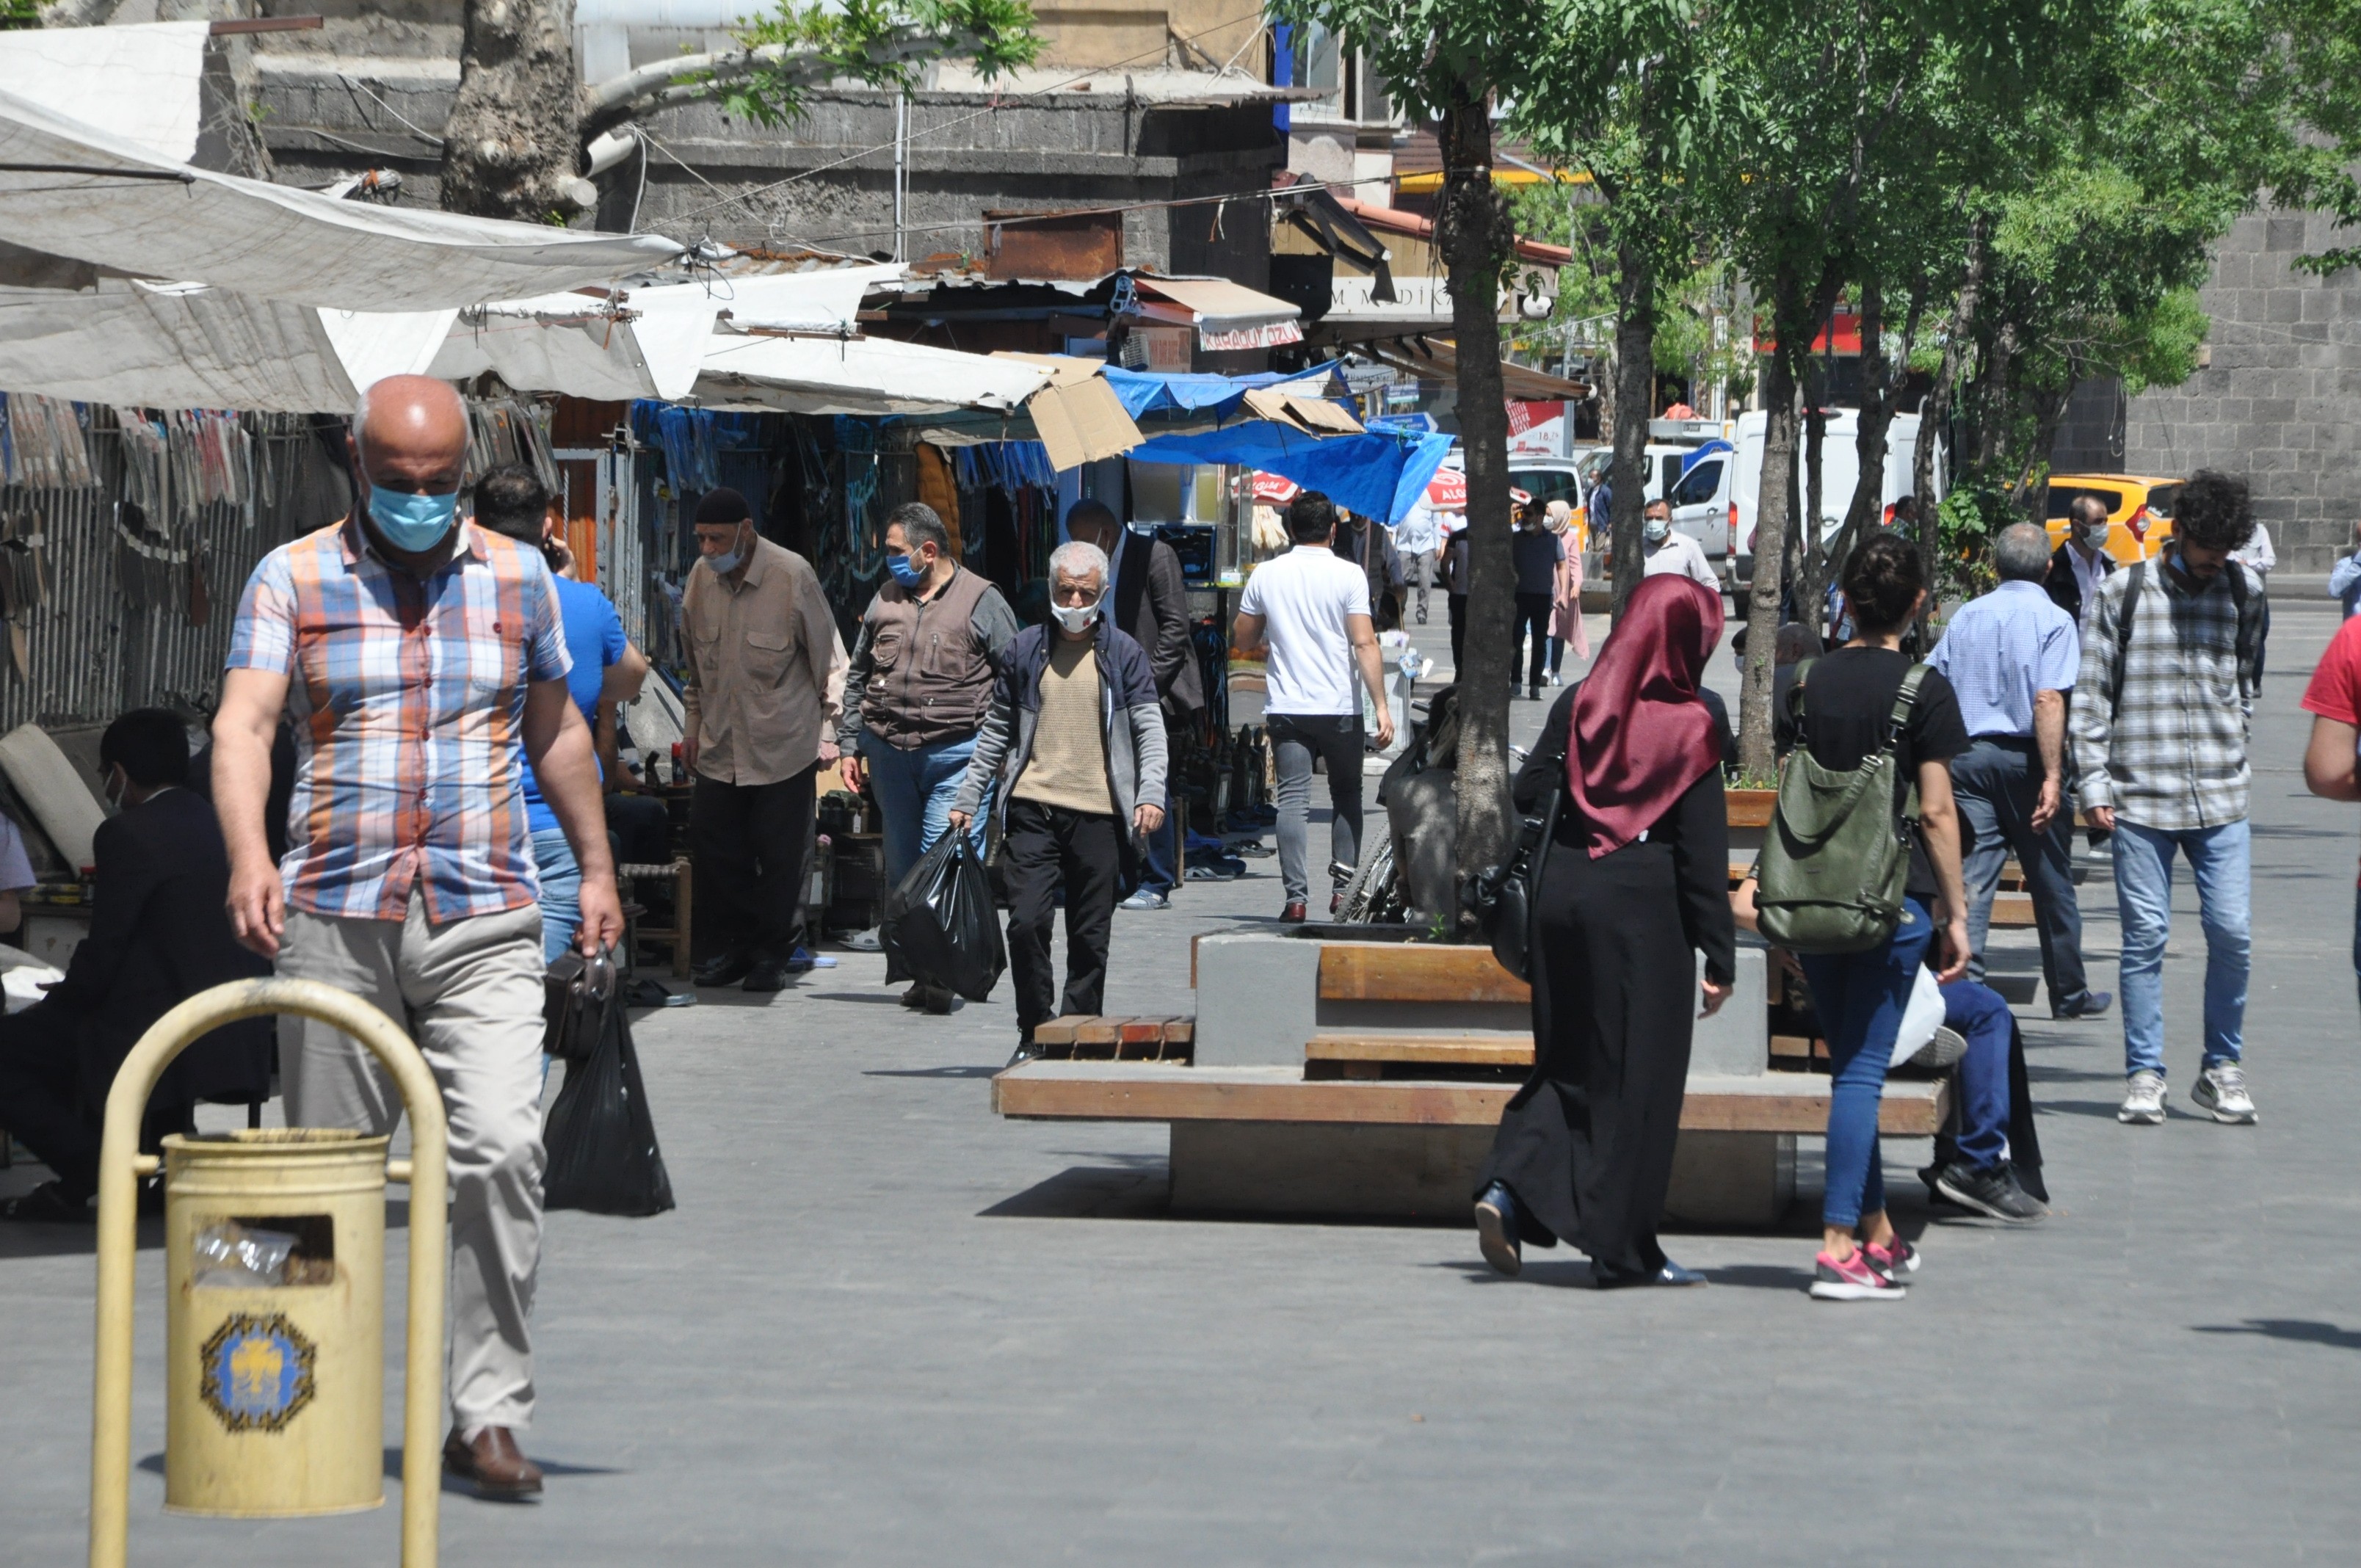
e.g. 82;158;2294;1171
952;617;1169;841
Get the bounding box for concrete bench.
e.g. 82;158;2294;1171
989;934;1966;1225
995;1060;1948;1222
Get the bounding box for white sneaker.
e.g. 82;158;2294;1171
2118;1070;2166;1125
2192;1063;2258;1124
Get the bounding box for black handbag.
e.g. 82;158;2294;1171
1468;788;1561;983
542;946;614;1063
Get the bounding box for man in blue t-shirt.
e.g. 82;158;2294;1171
474;465;650;961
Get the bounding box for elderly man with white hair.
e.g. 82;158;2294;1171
1929;520;2108;1028
949;540;1167;1061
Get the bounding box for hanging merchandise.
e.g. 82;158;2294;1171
654;405;718;493
1;394;98;490
115;499;190;616
465;399;561;495
113;410;170;518
0;509;46;680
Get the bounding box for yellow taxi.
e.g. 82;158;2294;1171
2043;474;2180;564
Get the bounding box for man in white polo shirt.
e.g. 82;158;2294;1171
1234;490;1396;921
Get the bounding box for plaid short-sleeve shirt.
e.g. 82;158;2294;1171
225;518;573;923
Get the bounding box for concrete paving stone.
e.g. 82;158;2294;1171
6;604;2361;1564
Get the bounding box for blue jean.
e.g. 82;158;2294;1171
2113;819;2249;1077
1799;899;1935;1229
1939;977;2014;1171
531;826;582;965
864;729;991;889
1138;779;1177;896
1951;738;2090;1008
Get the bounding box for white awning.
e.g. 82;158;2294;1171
0;86;682;310
0;21;208;164
427;265;907;402
694;333;1052;417
0;280;451;412
1130;275;1303;350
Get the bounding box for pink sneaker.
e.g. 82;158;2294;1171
1810;1247;1907;1301
1863;1238;1921;1282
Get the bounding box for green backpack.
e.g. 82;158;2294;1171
1754;660;1927;954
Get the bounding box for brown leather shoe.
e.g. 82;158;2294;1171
443;1426;543;1500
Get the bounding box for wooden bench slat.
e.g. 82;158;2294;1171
1032;1016;1088;1046
1318;943;1530;1004
1306;1035;1531;1067
1074;1016;1131;1045
993;1063;1949;1136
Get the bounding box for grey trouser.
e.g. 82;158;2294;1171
1268;711;1366;902
1402;549;1438;613
279;890;548;1432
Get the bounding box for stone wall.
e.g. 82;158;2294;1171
2124;208;2361;572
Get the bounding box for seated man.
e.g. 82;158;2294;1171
1904;970;2049;1223
0;710;272;1220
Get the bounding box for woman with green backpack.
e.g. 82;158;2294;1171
1763;533;1971;1302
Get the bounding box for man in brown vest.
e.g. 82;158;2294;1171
838;501;1020;1012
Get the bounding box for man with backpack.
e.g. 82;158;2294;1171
2069;470;2268;1127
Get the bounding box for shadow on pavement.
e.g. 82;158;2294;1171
2192;1319;2361;1351
979;1164;1170;1220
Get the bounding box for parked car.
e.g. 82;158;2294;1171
2042;473;2179;563
1730;410;1941;587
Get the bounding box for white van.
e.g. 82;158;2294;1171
1729;410;1942;586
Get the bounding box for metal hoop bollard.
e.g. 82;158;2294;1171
88;978;448;1568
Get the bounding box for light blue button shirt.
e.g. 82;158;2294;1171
1929;579;2081;738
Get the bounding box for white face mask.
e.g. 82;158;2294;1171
1051;595;1102;635
2077;520;2111;551
1644;518;1671;544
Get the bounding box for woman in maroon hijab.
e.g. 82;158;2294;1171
1473;574;1738;1286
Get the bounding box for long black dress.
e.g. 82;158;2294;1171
1473;686;1736;1280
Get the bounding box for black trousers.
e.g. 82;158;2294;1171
1002;798;1123;1033
1514;591;1552;686
0;1001;189;1202
1448;592;1468;672
692;764;816;965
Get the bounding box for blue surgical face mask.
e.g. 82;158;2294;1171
367;484;459;553
886;551;926;589
703;540;744;576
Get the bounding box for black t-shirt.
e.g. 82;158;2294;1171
1783;646;1968;901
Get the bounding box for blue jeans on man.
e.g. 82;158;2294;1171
1938;978;2014;1171
2112;818;2250;1078
863;728;992;888
530;826;583;966
1951;737;2094;1012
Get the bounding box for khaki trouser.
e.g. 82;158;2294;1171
278;890;546;1432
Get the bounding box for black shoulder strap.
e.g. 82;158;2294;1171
2108;560;2146;719
1882;664;1929;752
1788;656;1815;721
2225;560;2263;692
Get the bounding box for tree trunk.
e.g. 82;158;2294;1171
1438;96;1516;901
1609;236;1656;622
1798;366;1829;643
2014;380;2073;514
1914;216;1985;584
442;0;587;221
1838;276;1896;558
1737;352;1799;779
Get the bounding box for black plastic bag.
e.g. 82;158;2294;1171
543;971;675;1218
878;832;1006;1002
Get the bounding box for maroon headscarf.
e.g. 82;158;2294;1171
1565;573;1725;857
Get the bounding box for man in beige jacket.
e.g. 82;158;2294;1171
682;487;844;992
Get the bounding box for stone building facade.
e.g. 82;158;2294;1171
2122;208;2361;572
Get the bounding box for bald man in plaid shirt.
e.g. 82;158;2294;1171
212;376;620;1499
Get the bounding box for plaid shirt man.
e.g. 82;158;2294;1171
2069;559;2265;832
225;516;572;922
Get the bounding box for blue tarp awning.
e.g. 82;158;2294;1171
1127;424;1456;526
1101;362;1341;421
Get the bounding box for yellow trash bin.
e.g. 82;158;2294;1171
163;1128;391;1516
90;977;449;1568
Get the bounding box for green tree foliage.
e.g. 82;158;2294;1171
719;0;1042;128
